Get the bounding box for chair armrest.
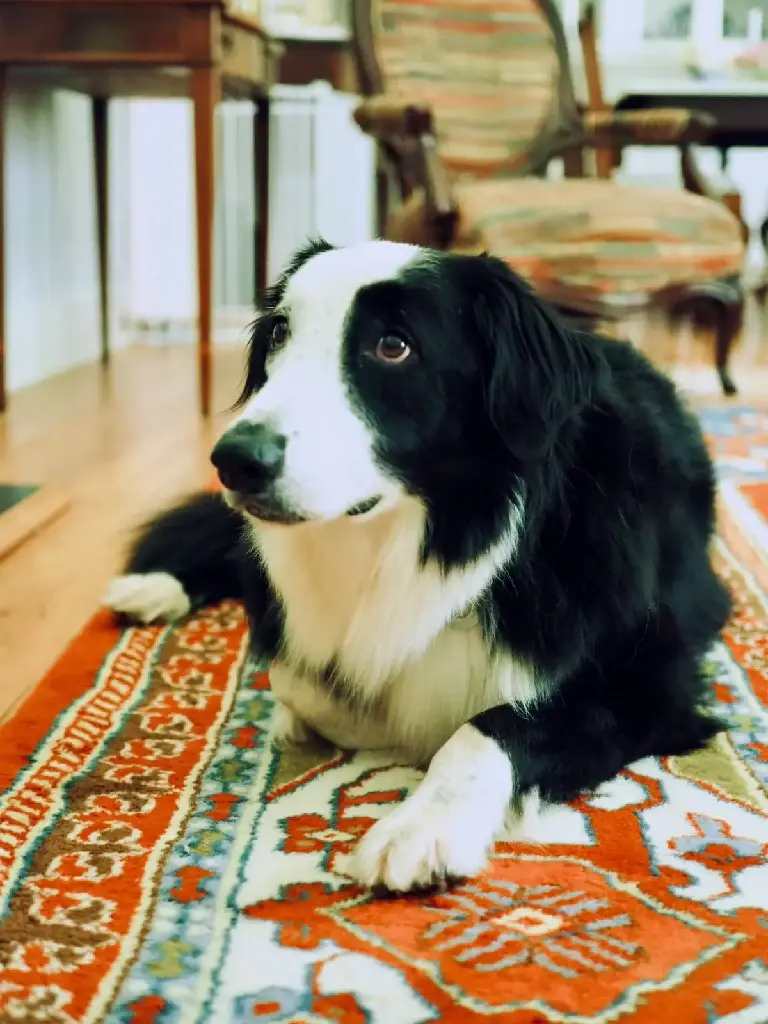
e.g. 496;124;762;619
419;134;458;245
583;108;714;147
354;96;459;247
354;96;434;138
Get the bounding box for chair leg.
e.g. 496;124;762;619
0;67;6;413
254;91;270;303
92;96;110;365
683;285;743;397
192;66;220;417
758;216;768;307
714;298;742;397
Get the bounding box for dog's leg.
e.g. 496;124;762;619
348;721;514;892
105;491;245;624
349;662;722;892
271;701;314;748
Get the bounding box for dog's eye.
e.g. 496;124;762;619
268;316;289;351
374;334;412;365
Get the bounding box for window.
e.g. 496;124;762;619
644;0;692;40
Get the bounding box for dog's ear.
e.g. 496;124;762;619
235;237;336;409
471;255;607;461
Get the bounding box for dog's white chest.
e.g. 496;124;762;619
253;498;531;762
270;615;534;764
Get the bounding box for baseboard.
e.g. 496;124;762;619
121;309;255;347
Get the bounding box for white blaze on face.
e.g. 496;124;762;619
235;241;421;521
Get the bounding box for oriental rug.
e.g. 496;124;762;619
0;404;766;1023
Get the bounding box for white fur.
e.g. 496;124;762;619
230;238;533;762
232;240;538;890
233;241;422;521
270;699;314;748
257;493;532;766
104;572;191;624
226;238;535;760
348;723;514;891
110;240;541;893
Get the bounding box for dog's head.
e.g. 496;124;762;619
212;239;606;528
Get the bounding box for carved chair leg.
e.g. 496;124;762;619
757;216;768;306
714;302;741;397
682;286;743;398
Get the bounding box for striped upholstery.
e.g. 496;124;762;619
370;0;744;295
391;179;744;295
370;0;559;178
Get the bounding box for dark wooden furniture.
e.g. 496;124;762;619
0;0;281;416
616;92;768;159
279;36;357;91
578;1;746;235
351;0;746;396
615;90;768;268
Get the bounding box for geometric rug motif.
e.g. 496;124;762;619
0;405;767;1023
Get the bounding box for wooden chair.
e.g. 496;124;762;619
0;0;280;416
578;1;747;233
351;0;746;395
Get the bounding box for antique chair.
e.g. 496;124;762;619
578;1;747;233
351;0;745;395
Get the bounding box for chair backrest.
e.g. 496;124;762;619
353;0;582;180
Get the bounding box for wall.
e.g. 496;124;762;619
6;87;97;392
4;90;253;394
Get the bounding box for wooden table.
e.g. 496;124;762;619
0;0;281;416
615;87;768;267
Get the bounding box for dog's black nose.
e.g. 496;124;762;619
210;422;286;494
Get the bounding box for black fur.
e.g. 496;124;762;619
236;238;335;405
126;493;283;659
123;243;730;808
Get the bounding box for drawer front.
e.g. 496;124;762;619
220;24;267;84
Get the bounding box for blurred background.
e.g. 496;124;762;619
2;0;767;395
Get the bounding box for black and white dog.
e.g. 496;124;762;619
105;239;731;893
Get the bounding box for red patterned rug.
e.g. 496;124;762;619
0;405;767;1023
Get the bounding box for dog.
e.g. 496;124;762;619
105;238;731;893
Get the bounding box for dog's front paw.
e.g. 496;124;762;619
347;797;493;893
271;701;313;748
104;572;191;624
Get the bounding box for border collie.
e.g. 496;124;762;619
105;239;731;893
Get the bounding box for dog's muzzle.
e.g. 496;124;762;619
210;422;301;523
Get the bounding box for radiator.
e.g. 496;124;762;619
6;88;104;391
120;83;376;345
266;82;377;283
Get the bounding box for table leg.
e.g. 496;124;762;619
0;67;6;413
254;91;270;303
192;66;220;417
92;96;110;365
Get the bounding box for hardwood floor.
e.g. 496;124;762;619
0;308;767;722
0;346;242;722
